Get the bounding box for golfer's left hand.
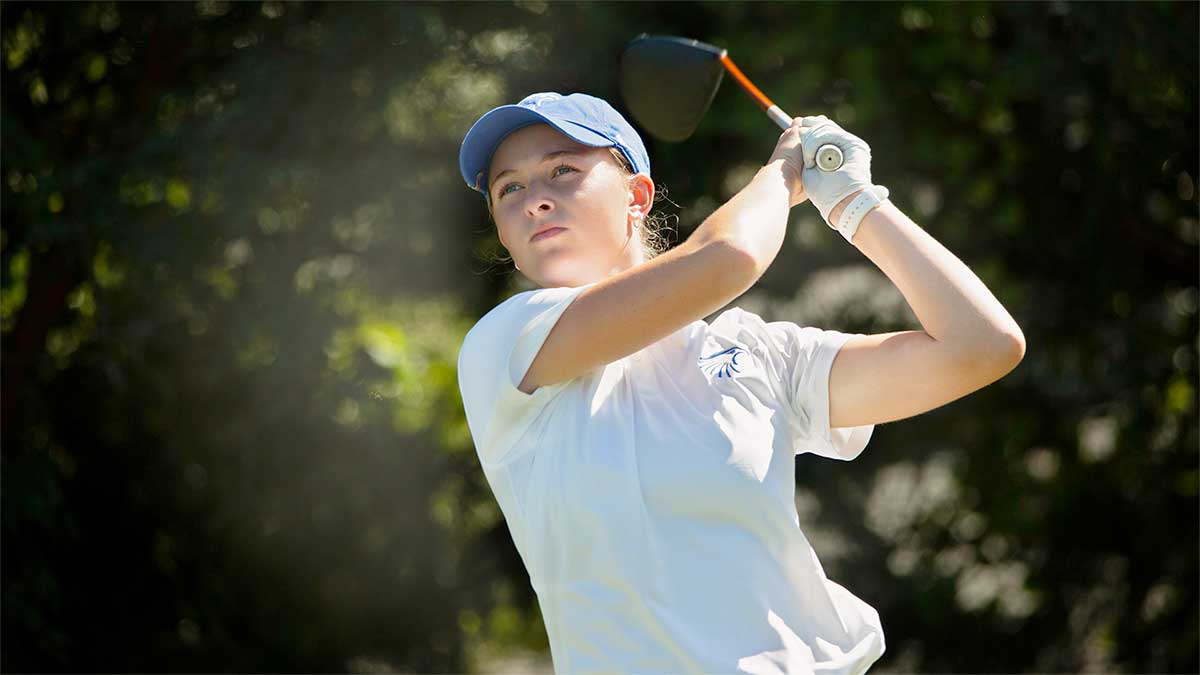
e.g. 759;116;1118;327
798;115;875;226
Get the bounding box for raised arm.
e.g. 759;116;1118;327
736;115;1025;431
824;193;1025;429
517;161;792;394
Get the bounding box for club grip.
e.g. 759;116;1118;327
766;105;844;172
815;145;844;172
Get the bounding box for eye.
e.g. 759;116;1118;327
496;165;578;200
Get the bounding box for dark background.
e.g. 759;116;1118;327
2;1;1196;672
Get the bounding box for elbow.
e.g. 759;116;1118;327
1009;329;1027;365
1001;325;1026;367
955;329;1025;384
986;329;1026;378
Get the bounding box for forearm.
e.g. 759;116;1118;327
688;159;790;278
832;191;1026;360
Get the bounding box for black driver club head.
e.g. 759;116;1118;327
619;34;727;143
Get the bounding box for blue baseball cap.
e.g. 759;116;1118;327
459;92;651;204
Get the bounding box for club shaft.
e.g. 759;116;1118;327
765;105;793;131
718;54;775;111
717;47;843;171
716;53;792;130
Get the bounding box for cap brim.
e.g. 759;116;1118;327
459;105;614;196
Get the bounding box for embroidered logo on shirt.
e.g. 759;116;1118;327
698;346;748;379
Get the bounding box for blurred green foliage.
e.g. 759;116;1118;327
2;1;1195;673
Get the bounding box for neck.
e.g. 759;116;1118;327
604;222;644;277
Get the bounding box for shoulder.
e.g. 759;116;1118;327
460;285;592;362
483;285;589;323
466;287;562;338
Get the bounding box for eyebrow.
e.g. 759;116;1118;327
491;149;586;191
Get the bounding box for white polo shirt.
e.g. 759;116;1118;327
457;282;885;675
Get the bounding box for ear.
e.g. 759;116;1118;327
627;173;655;225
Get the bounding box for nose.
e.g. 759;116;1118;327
518;181;549;214
524;191;554;218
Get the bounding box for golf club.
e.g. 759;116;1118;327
619;34;844;172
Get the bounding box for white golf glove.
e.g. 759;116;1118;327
798;115;877;226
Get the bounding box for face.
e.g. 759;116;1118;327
487;123;654;288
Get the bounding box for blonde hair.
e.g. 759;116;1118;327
483;146;675;267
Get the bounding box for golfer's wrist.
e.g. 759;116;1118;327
828;189;866;224
754;160;794;200
761;158;794;182
761;159;803;205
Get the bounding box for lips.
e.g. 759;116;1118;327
530;226;567;243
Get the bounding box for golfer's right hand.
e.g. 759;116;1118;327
766;117;809;208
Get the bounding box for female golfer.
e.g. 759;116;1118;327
456;92;1024;674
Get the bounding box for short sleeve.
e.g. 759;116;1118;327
717;307;875;461
457;283;593;465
